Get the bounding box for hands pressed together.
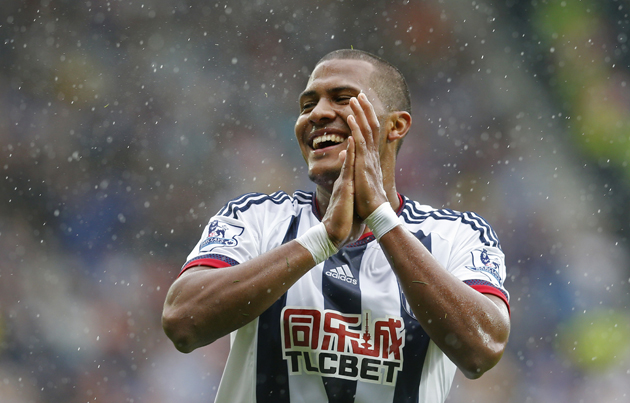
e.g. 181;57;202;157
322;93;391;248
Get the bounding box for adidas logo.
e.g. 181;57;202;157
326;264;357;285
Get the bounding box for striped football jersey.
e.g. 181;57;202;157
181;190;509;403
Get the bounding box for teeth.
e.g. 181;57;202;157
313;134;345;149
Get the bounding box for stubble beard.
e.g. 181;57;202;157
308;168;340;193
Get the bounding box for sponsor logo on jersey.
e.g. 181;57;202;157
325;264;357;285
199;220;244;253
281;307;405;385
465;248;502;284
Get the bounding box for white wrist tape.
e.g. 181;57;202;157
365;202;401;241
295;222;338;265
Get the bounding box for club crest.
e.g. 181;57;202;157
199;220;244;252
465;248;502;284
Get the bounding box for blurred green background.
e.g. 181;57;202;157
1;0;629;401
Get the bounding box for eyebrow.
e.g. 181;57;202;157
298;86;361;102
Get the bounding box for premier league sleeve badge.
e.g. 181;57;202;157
199;219;245;253
464;248;504;285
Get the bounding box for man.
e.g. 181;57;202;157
162;49;510;403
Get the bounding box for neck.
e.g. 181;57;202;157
314;185;333;217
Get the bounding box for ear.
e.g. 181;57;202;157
386;111;412;143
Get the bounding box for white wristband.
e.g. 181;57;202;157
364;202;400;241
295;223;339;265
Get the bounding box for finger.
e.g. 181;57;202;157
357;93;380;147
345;136;355;175
331;138;354;194
349;97;372;148
340;137;355;181
347;114;366;157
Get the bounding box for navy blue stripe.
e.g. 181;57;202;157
255;214;301;403
217;192;260;216
394;230;432;403
393;311;430;403
320;246;365;402
218;191;292;218
293;190;314;205
402;203;459;224
400;197;500;248
256;294;290;402
322;248;363;315
461;211;501;248
281;214;302;244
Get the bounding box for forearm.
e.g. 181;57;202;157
379;225;510;378
162;240;315;352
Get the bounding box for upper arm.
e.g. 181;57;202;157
484;293;511;322
445;214;510;310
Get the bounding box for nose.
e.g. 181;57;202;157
308;99;336;126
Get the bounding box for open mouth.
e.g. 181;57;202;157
312;134;345;150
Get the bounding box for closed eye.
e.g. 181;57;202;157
300;101;316;113
336;96;351;104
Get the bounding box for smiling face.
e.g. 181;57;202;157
295;59;386;190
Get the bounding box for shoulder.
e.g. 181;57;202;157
400;195;501;249
217;190;314;218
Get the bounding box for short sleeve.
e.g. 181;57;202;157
179;214;260;276
447;213;510;308
178;191;304;277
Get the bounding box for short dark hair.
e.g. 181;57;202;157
315;49;411;115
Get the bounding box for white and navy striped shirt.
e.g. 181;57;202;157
181;190;509;403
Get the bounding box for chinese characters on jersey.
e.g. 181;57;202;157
281;307;406;385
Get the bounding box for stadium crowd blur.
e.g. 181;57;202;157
1;0;629;402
